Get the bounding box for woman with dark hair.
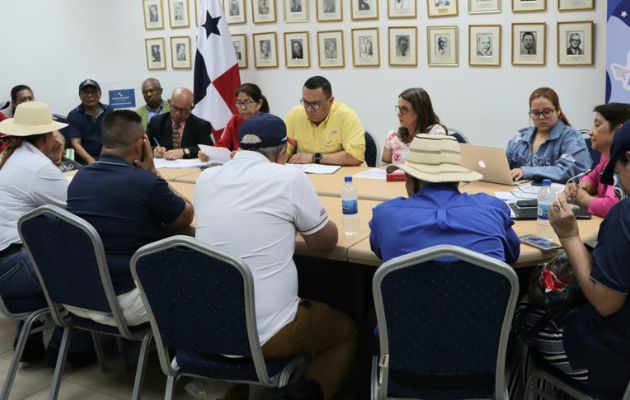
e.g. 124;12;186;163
565;102;630;217
211;83;270;152
506;87;591;182
381;87;446;165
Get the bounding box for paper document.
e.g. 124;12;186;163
511;182;564;199
285;163;341;174
198;144;231;164
153;158;210;169
353;168;386;180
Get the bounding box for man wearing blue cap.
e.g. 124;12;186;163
519;120;630;398
66;79;112;164
195;113;357;399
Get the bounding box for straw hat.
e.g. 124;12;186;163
386;134;482;183
0;101;67;136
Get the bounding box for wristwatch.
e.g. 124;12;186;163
313;152;322;164
183;147;191;158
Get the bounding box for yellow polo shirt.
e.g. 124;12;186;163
284;101;365;162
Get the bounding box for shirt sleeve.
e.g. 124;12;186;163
28;163;69;208
340;107;366;162
65;110;81;140
368;207;383;260
148;176;186;225
500;204;521;264
284;106;300;157
591;202;630;294
506;135;519;170
215;115;238;150
291;172;329;235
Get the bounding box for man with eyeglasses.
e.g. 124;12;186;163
566;32;584;55
66;79;113;165
147;87;212;160
284;76;365;166
136;78;170;131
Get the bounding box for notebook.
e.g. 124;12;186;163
460;144;516;186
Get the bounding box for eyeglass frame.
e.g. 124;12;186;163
300;97;331;111
395;105;412;115
235;99;257;109
528;108;556;120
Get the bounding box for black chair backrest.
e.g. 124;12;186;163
364;131;377;167
447;127;468;144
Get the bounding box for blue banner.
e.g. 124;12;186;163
108;89;136;109
606;0;630;103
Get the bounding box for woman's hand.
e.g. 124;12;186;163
549;192;579;240
510;168;523;181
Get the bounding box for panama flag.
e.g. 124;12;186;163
193;0;241;142
606;0;630;103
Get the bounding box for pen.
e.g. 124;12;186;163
151;137;161;147
566;169;591;185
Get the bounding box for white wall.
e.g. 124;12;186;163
1;0;605;151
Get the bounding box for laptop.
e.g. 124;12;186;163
460;144;517;185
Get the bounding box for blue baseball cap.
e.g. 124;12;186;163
238;113;287;150
602;120;630;185
78;79;100;92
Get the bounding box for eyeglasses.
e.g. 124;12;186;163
529;109;556;119
235;99;256;108
395;105;411;115
300;98;329;111
171;104;192;114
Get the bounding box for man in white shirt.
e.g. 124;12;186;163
195;113;357;399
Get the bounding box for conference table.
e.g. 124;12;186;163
162;165;602;269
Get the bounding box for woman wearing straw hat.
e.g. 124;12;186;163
370;134;520;264
0;102;87;363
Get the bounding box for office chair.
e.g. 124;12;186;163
18;205;153;400
131;235;306;400
365;131;378;167
447;127;469;144
371;245;519;399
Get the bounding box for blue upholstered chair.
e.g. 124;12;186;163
130;236;305;400
371;245;519;400
447;127;469;144
0;295;49;400
365;131;378;167
17;205;153;400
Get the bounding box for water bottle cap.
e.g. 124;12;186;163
344;176;352;182
542;179;551;186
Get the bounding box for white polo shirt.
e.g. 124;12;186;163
0;142;68;250
195;150;329;344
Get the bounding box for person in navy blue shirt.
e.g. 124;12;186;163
370;134;520;264
540;120;630;398
66;79;112;165
66;110;193;326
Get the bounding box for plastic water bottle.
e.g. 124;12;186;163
537;179;555;239
341;176;359;235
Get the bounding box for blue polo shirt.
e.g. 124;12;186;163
369;183;520;264
67;154;185;294
66;103;112;160
563;199;630;398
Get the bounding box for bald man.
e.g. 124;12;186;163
147;87;213;160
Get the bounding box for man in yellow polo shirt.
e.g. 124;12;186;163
285;76;365;166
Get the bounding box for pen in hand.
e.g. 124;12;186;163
566;168;591;185
565;168;591;204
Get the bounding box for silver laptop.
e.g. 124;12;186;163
459;144;517;185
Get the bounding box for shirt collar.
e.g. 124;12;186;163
147;101;164;113
521;120;567;143
410;183;461;200
232;150;272;164
97;153;132;167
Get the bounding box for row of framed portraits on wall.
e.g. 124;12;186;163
228;20;593;69
145;37;193;70
143;0;595;29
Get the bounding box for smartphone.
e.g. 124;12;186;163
516;199;538;208
520;234;561;251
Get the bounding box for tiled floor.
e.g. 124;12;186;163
0;315;270;400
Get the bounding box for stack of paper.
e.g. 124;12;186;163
285;164;341;174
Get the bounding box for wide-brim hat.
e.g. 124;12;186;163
602;120;630;185
0;101;67;136
386;134;482;183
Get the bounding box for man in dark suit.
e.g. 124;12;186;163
147;87;212;160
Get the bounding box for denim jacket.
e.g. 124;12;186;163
506;120;591;182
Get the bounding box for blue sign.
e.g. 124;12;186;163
606;0;630;103
108;89;136;109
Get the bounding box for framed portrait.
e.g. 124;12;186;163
388;27;417;66
252;0;277;23
352;28;380;67
253;32;278;68
317;30;345;68
232;34;248;68
558;0;594;11
427;0;458;18
469;24;501;66
145;38;167;70
388;0;417;18
427;26;458;66
512;0;546;12
512;23;546;65
169;0;190;28
351;0;379;20
284;31;310;67
285;0;308;21
143;0;165;30
224;0;246;24
468;0;500;14
558;21;594;66
317;0;342;21
170;36;192;69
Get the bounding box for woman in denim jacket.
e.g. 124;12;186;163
507;87;591;182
